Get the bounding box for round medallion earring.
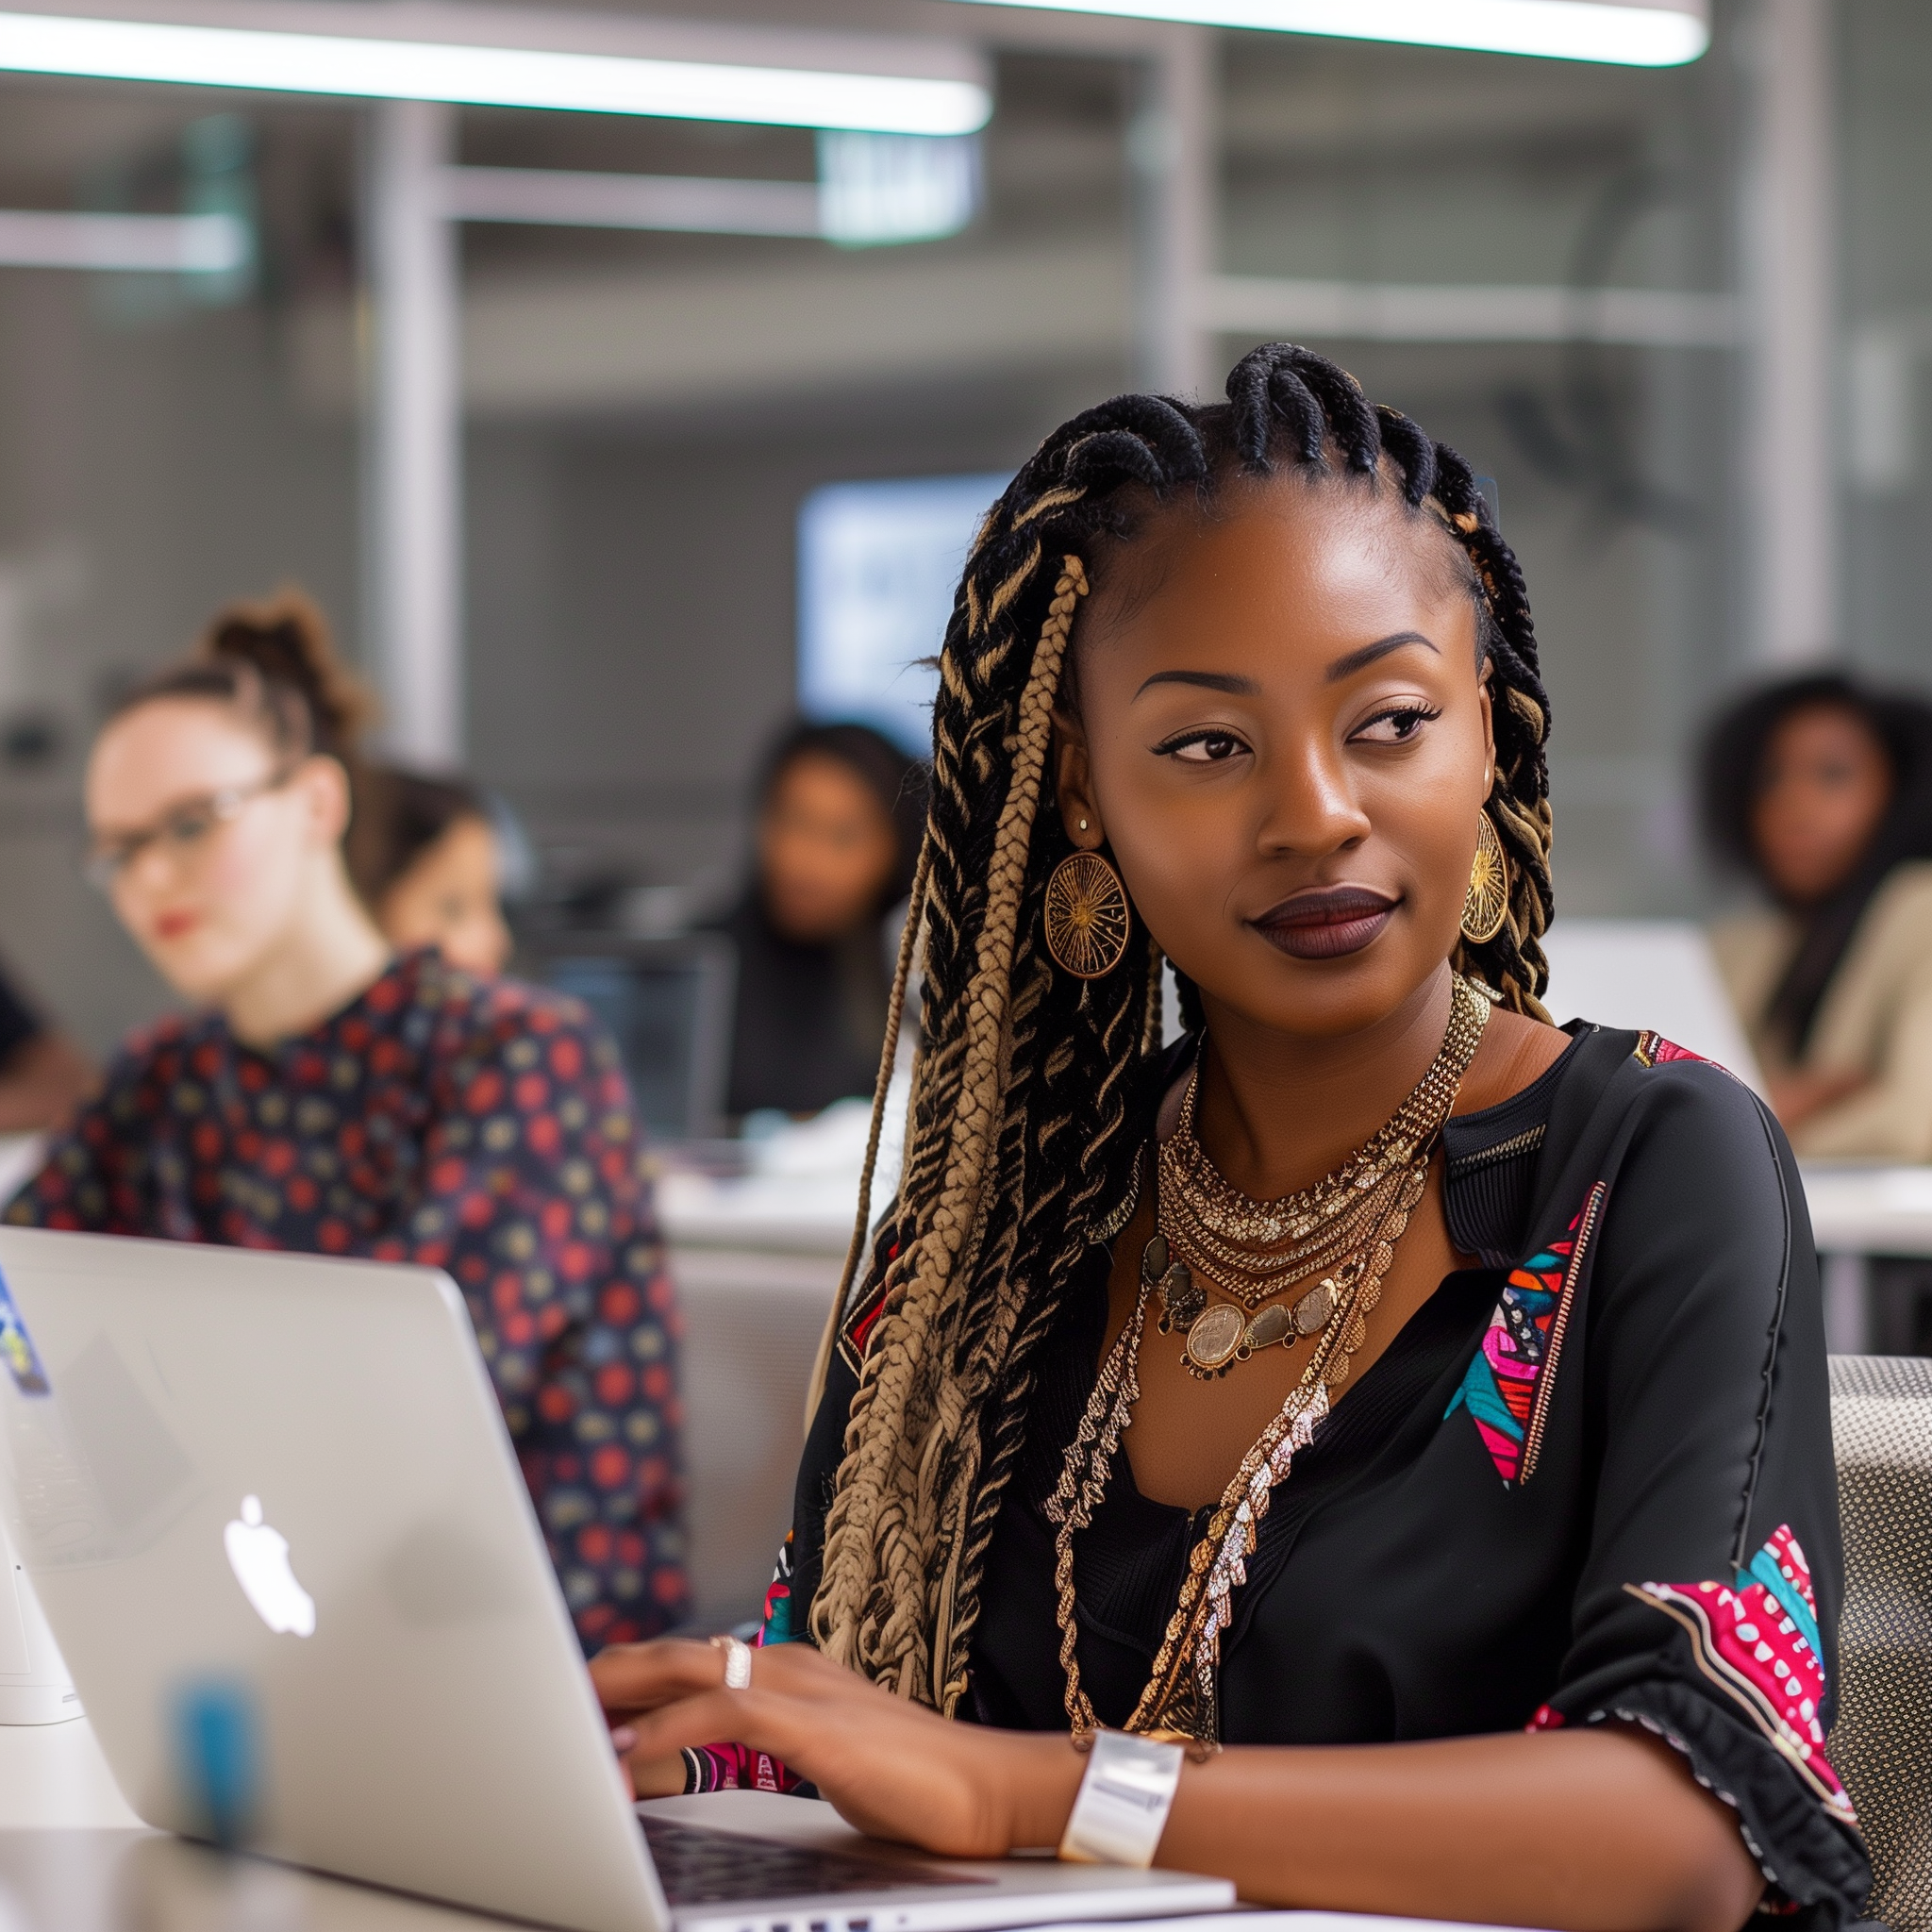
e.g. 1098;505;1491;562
1044;850;1131;979
1461;809;1510;945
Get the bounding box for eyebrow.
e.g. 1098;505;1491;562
1133;670;1260;699
1326;632;1440;683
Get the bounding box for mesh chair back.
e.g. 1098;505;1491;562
1829;1354;1932;1932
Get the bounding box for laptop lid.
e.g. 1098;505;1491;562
0;1225;666;1932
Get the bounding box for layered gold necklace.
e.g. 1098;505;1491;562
1045;974;1492;1745
1154;972;1491;1379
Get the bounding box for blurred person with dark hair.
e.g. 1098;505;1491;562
1702;670;1932;1157
712;721;923;1120
0;963;92;1133
348;765;513;979
8;589;687;1648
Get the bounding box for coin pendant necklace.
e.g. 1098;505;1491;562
1150;971;1490;1381
1045;973;1493;1744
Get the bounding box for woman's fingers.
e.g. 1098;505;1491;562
591;1637;728;1717
622;1687;813;1765
592;1633;874;1722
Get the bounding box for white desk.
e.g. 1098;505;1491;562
1801;1164;1932;1259
1797;1166;1932;1355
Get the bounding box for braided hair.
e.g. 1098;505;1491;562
808;343;1555;1711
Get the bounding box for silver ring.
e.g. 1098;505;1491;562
714;1635;753;1690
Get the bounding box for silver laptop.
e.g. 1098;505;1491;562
0;1226;1232;1932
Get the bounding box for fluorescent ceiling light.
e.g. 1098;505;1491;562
444;136;983;246
0;208;247;269
1204;275;1736;346
0;8;994;131
817;133;980;246
442;167;822;239
945;0;1707;67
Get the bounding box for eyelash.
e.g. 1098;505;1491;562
1152;703;1443;763
1351;703;1442;744
1153;728;1249;764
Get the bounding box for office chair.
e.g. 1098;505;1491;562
1829;1354;1932;1932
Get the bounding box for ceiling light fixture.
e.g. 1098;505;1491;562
0;7;994;132
0;208;247;270
945;0;1707;67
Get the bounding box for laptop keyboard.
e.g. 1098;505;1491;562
640;1816;989;1907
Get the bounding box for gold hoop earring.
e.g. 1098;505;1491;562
1043;851;1131;979
1461;809;1509;946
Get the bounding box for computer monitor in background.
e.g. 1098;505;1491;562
530;935;736;1143
796;469;1012;756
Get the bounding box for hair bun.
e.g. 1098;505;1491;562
198;587;375;761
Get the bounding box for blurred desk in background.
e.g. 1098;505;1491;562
1801;1164;1932;1357
1792;1158;1932;1359
1803;1164;1932;1258
664;1233;842;1630
657;1102;890;1628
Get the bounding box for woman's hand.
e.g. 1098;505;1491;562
590;1638;1081;1857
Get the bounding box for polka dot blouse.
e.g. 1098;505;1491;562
7;949;689;1650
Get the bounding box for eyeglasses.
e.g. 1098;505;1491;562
84;770;293;891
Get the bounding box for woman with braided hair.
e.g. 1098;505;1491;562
593;346;1865;1932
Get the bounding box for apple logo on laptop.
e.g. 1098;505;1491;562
224;1496;316;1638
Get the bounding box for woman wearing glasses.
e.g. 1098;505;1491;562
7;591;689;1651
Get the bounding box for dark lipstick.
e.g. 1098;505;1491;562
1250;885;1399;960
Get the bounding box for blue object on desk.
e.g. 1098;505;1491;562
174;1677;259;1847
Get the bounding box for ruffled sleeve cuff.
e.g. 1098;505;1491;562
1531;1525;1871;1932
1532;1680;1870;1931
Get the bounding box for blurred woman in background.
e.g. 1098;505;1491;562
1703;670;1932;1157
8;590;688;1648
0;961;92;1133
712;721;923;1120
349;765;513;979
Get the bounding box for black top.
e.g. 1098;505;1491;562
785;1023;1872;1930
711;895;890;1119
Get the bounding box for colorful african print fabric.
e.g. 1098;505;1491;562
1627;1525;1854;1822
680;1741;807;1795
677;1534;807;1794
7;948;688;1649
1633;1030;1711;1070
758;1529;797;1648
1444;1183;1605;1484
